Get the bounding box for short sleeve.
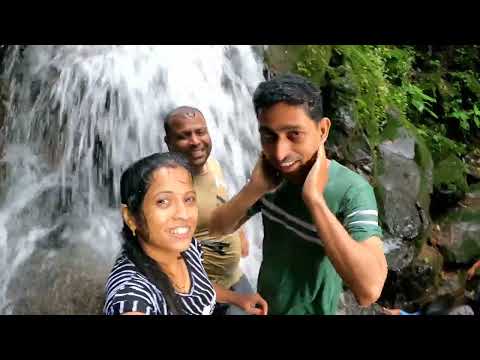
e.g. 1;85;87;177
341;183;383;242
105;284;163;315
246;198;262;219
209;158;230;202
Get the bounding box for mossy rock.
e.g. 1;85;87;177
375;124;432;245
434;154;468;195
469;182;480;193
430;154;469;217
264;45;308;75
436;271;468;298
463;186;480;210
379;260;438;308
436;208;480;264
415;244;444;287
465;148;480;181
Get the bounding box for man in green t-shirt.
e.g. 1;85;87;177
209;74;388;315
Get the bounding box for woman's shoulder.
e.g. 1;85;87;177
106;254;159;298
104;253;167;315
107;253;137;282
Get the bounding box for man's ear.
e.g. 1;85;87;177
318;117;331;144
121;204;137;234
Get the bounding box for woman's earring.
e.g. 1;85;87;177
132;228;136;237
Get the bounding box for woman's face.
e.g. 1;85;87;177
136;166;198;254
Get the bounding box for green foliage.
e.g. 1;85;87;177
333;46;390;145
416;124;467;160
405;84;438;119
287;44;480;195
295;45;396;146
295;45;332;87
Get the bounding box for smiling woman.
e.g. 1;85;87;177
103;152;216;315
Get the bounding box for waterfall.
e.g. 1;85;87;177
0;45;265;314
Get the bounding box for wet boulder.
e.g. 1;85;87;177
324;66;374;177
5;242;113;314
430;155;469;217
435;208;480;265
337;290;384;315
465;149;480;182
376;125;432;244
384;236;416;272
379;258;438;309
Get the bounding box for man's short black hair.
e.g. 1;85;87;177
253;73;324;122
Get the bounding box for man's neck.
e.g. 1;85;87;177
193;163;209;176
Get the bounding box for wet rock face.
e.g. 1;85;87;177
379;261;438;308
332;101;358;135
377;128;427;242
336;290;384;315
5;243;112;314
384;236;416;272
430;155;469;218
324;69;375;182
463;186;480;209
435;209;480;265
436;271;467;297
379;243;445;309
416;244;444;282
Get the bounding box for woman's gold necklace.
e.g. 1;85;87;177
165;257;189;293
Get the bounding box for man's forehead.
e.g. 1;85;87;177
258;121;308;132
169;113;207;130
170;109;197;119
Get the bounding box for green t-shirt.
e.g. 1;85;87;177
248;160;383;315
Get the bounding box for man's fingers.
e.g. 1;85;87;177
248;307;263;315
256;295;268;315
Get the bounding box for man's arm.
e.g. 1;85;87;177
209;154;281;237
303;146;388;307
239;227;249;257
209;182;262;237
306;200;387;306
467;259;480;280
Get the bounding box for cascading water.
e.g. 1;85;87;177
0;45;266;314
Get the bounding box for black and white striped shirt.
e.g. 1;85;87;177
104;238;216;315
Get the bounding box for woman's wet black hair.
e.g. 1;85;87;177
252;73;324;122
120;151;194;315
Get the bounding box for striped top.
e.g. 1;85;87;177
104;238;216;315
